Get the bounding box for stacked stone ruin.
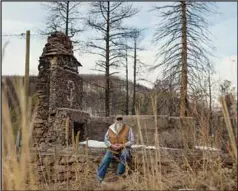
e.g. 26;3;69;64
32;31;90;151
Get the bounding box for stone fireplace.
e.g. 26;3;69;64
73;121;85;141
32;32;90;150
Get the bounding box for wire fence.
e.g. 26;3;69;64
2;32;48;39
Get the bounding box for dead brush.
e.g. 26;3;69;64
122;91;237;190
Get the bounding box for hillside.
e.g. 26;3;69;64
2;74;152;116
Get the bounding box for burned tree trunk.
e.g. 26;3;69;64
65;0;69;36
41;1;83;38
125;46;129;115
180;1;188;117
132;38;137;115
208;70;213;134
105;1;110;117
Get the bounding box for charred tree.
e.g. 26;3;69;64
41;1;84;38
86;2;138;116
129;29;145;115
151;2;216;117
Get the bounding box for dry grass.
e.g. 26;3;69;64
2;59;237;190
2;42;35;190
2;78;37;190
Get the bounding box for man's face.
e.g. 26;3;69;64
116;118;123;124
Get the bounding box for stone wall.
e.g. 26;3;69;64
87;115;237;150
31;146;231;185
88;115;196;148
31;149;98;183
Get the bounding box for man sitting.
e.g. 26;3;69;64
97;115;134;183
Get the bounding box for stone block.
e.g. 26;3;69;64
43;156;54;166
54;165;66;173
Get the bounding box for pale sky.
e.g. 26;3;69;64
2;2;237;91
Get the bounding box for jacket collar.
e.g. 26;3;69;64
109;123;124;134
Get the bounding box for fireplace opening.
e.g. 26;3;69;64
73;122;85;141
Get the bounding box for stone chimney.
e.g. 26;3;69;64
32;32;89;150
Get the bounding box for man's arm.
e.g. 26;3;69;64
125;127;134;147
104;129;112;147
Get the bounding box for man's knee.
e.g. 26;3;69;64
121;148;131;161
103;150;114;160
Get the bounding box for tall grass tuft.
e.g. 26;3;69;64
2;44;39;189
220;95;237;164
2;78;37;190
2;41;9;61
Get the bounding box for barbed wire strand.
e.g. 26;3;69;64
2;33;47;37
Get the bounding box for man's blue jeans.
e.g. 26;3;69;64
97;148;131;181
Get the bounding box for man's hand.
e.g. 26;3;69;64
111;144;124;150
116;143;124;149
111;144;119;150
